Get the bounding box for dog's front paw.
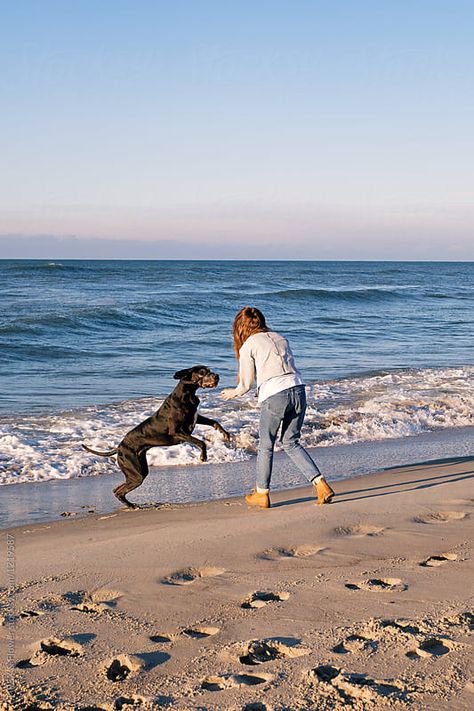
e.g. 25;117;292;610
215;424;231;441
200;452;208;462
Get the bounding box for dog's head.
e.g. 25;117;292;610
173;365;220;388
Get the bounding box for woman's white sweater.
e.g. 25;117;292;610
234;331;303;402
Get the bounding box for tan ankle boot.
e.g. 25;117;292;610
314;477;335;505
245;490;271;509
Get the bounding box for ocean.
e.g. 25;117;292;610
1;259;473;488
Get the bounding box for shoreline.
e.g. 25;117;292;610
1;456;473;708
3;452;474;537
2;425;474;531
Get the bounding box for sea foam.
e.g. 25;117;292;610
1;365;473;486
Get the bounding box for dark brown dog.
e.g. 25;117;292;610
83;366;230;509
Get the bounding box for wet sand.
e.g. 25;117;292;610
1;425;474;530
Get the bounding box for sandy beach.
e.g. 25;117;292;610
1;456;473;710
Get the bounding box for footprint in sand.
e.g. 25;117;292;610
105;655;142;682
241;591;290;609
182;626;220;639
258;544;323;560
333;633;378;654
334;524;385;537
162;566;225;586
17;637;84;668
17;609;46;619
62;590;85;605
149;632;179;644
93;589;123;604
15;687;59;711
420;552;458;567
414;511;468;524
381;619;421;636
202;671;274;691
239;637;309;665
345;578;407;593
310;664;405;704
441;611;474;631
406;637;455;659
114;696;154;710
72;601;110;614
78;697;154;710
68;588;123;614
150;626;220;643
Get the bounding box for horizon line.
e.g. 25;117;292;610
1;258;473;264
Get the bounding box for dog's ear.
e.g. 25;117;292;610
174;368;192;380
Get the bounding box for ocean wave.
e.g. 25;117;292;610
1;365;473;486
427;291;473;300
261;287;412;301
1;341;94;362
6;261;73;272
4;305;154;333
1;298;227;337
0;323;43;336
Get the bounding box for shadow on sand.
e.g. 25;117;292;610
272;456;474;508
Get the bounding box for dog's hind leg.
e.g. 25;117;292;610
114;447;148;509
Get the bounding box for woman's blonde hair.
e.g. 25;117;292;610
232;306;268;358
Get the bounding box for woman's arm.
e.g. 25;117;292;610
221;343;256;400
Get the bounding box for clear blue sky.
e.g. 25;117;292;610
1;0;473;258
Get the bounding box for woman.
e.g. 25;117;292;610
221;306;334;508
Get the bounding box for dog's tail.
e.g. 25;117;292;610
82;443;118;457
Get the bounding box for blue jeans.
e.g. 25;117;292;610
256;384;321;491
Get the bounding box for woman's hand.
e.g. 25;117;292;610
220;388;237;400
